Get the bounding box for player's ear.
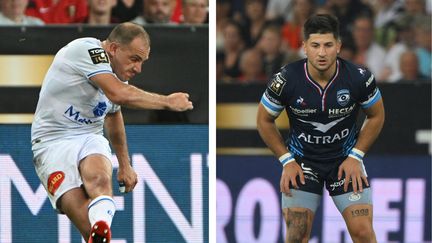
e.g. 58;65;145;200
108;42;119;56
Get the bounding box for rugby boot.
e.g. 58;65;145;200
88;221;111;243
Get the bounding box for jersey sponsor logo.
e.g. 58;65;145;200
264;91;282;105
289;106;317;117
298;116;347;133
47;171;65;196
88;48;109;64
328;104;355;118
336;89;350;106
296;96;307;106
93;102;107;117
269;72;286;96
365;74;374;87
298;128;349;144
358;68;366;76
330;179;345;191
64;105;94;124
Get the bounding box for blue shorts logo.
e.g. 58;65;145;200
93;102;107;117
337;89;350;107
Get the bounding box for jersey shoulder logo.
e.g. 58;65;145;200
358;67;366;76
365;74;374;87
336;89;350;106
88;48;109;64
269;72;286;96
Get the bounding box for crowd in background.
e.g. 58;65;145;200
217;0;431;84
0;0;208;25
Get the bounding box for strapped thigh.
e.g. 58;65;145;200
331;188;372;213
282;190;321;213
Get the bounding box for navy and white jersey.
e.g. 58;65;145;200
261;58;382;162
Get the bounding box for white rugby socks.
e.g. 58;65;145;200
88;195;116;227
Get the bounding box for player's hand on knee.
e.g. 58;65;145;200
280;162;304;196
338;157;365;194
117;164;138;193
167;92;193;111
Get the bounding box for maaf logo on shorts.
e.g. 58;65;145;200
88;48;109;64
269;72;286;96
48;171;65;196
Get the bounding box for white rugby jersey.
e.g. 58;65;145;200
31;37;122;144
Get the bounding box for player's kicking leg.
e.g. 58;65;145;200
80;154;116;243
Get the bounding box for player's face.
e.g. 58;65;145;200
303;33;341;74
110;37;150;81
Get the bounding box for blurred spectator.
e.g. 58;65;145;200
111;0;142;22
217;52;232;83
26;0;87;23
222;20;246;79
265;0;293;23
237;48;267;83
216;0;232;51
339;38;357;61
351;15;386;78
0;0;44;25
171;0;182;23
257;25;286;78
374;0;404;28
181;0;207;24
378;15;415;82
397;49;430;82
281;0;315;51
329;0;373;40
413;15;431;78
80;0;119;25
132;0;175;24
239;0;268;47
404;0;428;16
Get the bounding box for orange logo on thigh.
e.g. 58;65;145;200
48;171;65;196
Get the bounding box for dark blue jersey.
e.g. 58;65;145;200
261;58;382;162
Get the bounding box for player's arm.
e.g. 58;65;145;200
339;98;385;193
104;110;137;193
354;98;385;153
257;103;305;195
90;73;193;111
257;103;289;157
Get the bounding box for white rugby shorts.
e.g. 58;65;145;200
32;134;112;212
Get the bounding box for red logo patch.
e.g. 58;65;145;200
47;171;65;196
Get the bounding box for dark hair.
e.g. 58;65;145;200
107;22;150;46
303;14;340;40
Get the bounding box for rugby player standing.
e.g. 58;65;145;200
257;14;384;242
31;22;193;243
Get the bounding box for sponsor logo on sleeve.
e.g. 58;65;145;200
88;48;109;64
48;171;65;196
269;72;286;96
365;74;374;87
